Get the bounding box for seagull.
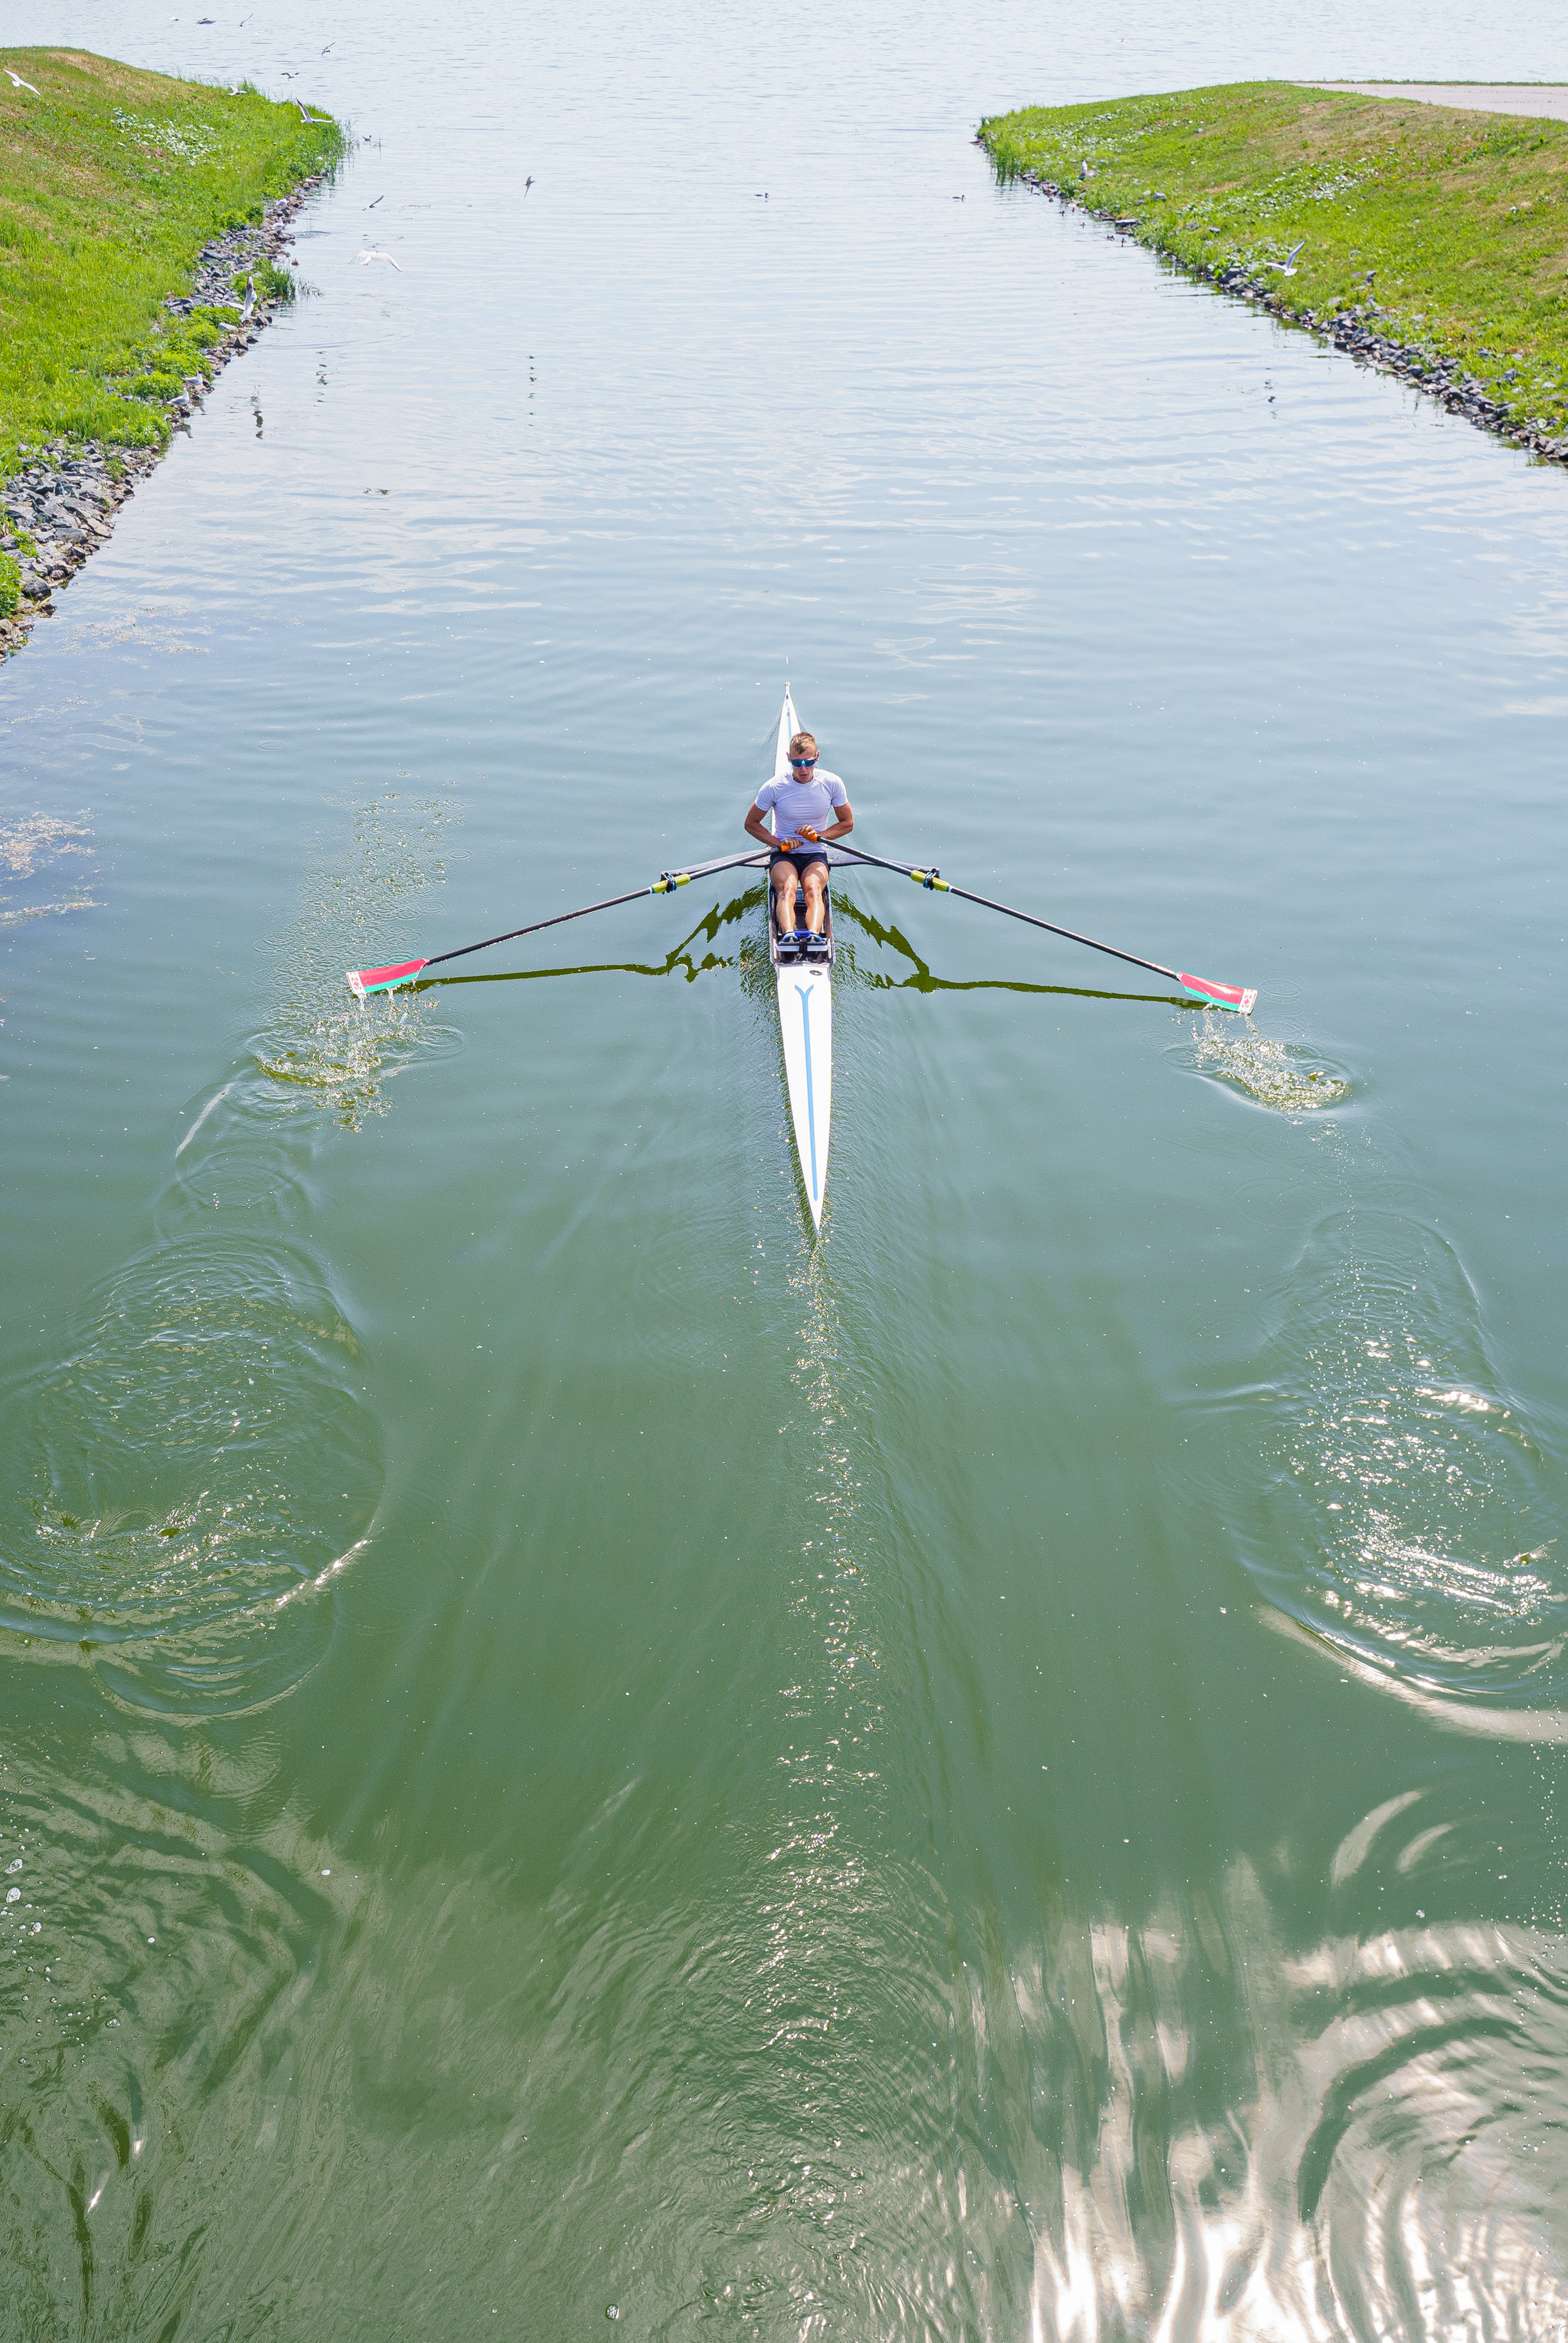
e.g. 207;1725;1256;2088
294;100;325;120
322;42;333;53
5;68;41;93
1263;239;1305;275
281;69;297;78
366;193;384;208
1080;159;1091;179
357;248;401;269
524;175;534;193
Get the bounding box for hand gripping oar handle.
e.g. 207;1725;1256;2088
824;839;1257;1014
346;851;774;996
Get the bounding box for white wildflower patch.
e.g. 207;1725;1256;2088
112;109;224;166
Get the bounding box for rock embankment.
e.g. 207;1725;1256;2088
0;171;326;663
1009;172;1568;469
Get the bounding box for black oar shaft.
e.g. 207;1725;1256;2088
424;887;658;969
827;842;1181;987
423;851;771;970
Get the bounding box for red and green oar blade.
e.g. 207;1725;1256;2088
826;841;1258;1014
1174;971;1257;1015
348;958;429;998
345;849;772;998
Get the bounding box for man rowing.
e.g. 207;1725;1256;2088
743;728;854;959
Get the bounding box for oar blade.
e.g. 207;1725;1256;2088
1177;972;1257;1015
347;958;429;998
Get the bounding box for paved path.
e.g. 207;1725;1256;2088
1301;83;1568;121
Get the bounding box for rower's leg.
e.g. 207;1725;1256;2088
802;862;828;934
771;861;799;936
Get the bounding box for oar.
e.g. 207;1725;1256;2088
822;839;1256;1013
345;850;772;997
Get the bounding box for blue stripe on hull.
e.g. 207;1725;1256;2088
794;982;819;1201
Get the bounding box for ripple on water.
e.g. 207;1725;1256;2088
1196;1210;1566;1711
1004;1861;1568;2339
1181;1014;1353;1113
0;1214;381;1715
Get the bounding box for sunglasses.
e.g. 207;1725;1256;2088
789;755;818;769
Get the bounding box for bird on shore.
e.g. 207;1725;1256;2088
1264;239;1305;275
357;248;402;269
5;68;41;93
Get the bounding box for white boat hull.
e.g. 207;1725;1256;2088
776;962;832;1228
766;687;836;1230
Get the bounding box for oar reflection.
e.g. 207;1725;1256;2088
421;885;1185;1008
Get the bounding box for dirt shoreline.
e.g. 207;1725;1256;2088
0;170;327;665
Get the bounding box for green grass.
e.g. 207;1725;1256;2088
981;81;1568;438
0;47;343;483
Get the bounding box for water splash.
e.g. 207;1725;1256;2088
253;792;464;1128
1184;1014;1352;1113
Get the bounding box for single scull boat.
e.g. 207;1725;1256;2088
766;686;834;1230
345;688;1256;1233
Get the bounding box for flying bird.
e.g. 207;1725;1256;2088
357;248;402;269
1263;239;1305;275
5;68;41;93
366;193;384;208
524;175;534;193
322;42;333;53
294;99;326;119
281;68;297;78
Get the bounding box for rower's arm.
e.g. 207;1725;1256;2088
744;802;777;848
799;799;854;843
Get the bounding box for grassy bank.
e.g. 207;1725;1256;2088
981;82;1568;444
0;47;341;494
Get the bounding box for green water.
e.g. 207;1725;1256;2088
4;0;1568;2330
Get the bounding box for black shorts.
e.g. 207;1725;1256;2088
769;848;828;878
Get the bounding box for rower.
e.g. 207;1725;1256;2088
743;730;854;956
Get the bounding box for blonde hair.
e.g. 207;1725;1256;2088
788;731;818;758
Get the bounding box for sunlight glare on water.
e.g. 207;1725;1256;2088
2;0;1566;2328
